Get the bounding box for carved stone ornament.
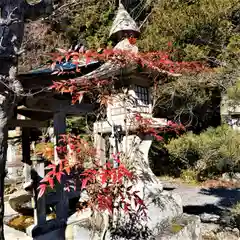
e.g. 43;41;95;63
109;3;140;40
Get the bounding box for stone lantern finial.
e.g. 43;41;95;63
109;1;140;41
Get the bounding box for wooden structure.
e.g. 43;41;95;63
7;60;100;239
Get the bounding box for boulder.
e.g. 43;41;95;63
9;190;33;216
64;214;201;240
221;172;240;183
200;213;220;223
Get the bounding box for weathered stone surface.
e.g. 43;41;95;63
232;228;240;237
202;227;240;240
132;182;183;235
64;214;201;240
8;190;33;216
200;213;220;223
156;214;201;240
4;225;31;240
221;172;240;182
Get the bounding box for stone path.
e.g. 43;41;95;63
162;180;240;210
162;180;240;239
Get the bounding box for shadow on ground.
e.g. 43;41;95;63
200;187;240;208
183;204;224;216
183;187;240;227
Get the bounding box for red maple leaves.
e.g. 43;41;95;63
38;136;147;217
38;44;206;218
135;113;185;141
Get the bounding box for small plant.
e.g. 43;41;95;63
38;135;147;224
180;169;198;185
171;223;184;233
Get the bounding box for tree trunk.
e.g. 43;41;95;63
0;93;10;240
0;1;54;239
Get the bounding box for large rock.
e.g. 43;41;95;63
115;181;183;236
64;214;201;240
200;213;220;224
9;190;33;216
116;135;183;235
156;214;201;240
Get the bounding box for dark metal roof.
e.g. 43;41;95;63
21;60;99;76
17;60;101;90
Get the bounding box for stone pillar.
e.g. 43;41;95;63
94;133;106;165
6;141;18;180
22;127;32;186
121;134;160;186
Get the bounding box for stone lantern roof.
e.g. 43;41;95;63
109;2;140;41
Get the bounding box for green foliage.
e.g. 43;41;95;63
140;0;240;62
20;0;240;129
66;117;86;133
231;202;240;216
66;117;93;143
226;34;240;54
180;169;198;184
19;0;116;71
165;125;240;179
227;79;240;102
52;0;116;49
183;44;210;61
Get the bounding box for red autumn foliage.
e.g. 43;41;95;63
38;136;147;216
135;113;185;141
38;43;206;217
49;45;206;78
48;43;208;104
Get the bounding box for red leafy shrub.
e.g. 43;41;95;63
135;113;185;141
38;135;147;217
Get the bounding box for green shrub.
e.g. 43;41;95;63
231;202;240;228
180;169;198;184
227;79;240;102
165;125;240;180
140;0;240;61
231;202;240;216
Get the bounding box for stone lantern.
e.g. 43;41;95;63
84;3;201;238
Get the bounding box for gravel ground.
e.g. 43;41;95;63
162;180;240;209
162;180;240;240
